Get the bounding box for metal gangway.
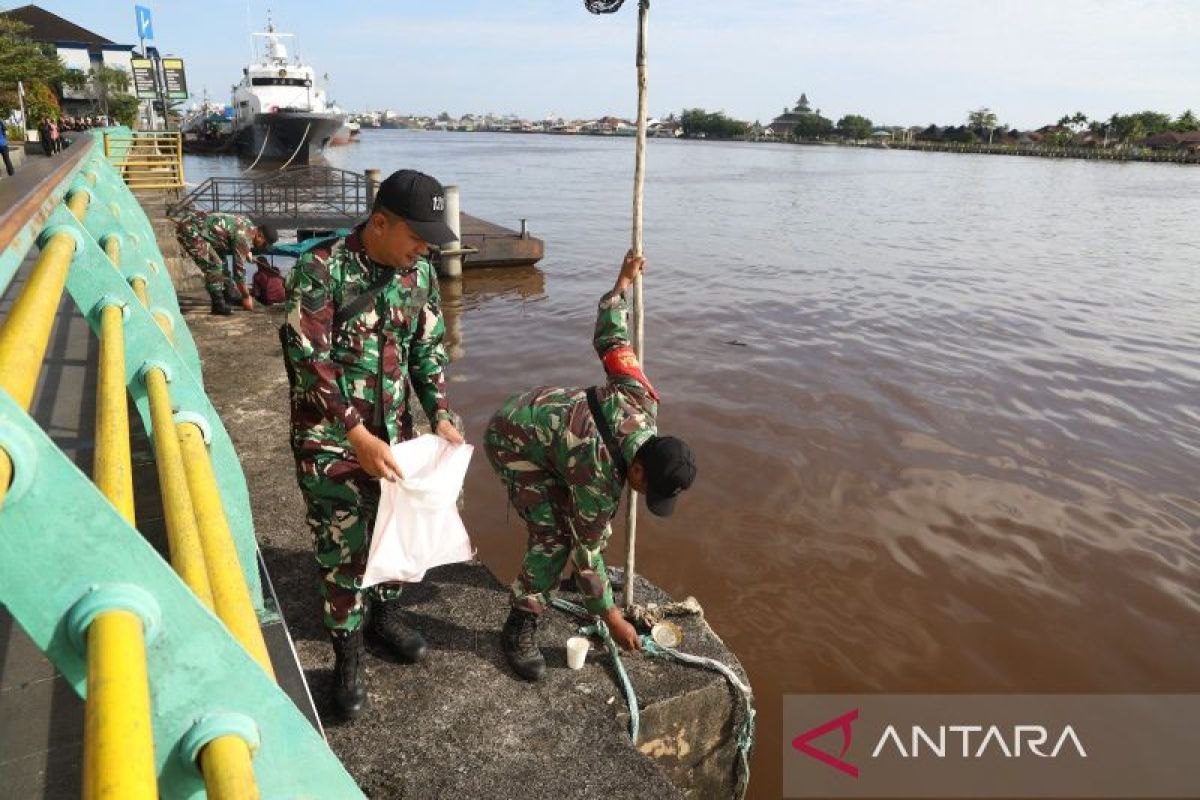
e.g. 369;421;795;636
0;128;363;797
172;166;373;231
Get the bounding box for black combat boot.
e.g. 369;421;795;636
330;628;367;719
223;281;242;305
367;598;428;663
502;607;546;681
207;286;231;316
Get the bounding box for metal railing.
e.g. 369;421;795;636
173;165;371;228
0;128;363;797
103;130;186;190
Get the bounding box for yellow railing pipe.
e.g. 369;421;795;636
82;610;158;800
130;277;174;341
199;737;260;800
85;299;156;799
0;232;77;409
94;305;135;521
103;236;120;270
0;453;10;512
130;276;151;309
0;213;84;509
144;367;214;608
177;421;276;680
68;188;90;222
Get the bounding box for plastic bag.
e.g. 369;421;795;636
361;435;474;587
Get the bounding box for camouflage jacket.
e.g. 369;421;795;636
184;211;257;272
282;225;452;457
504;287;658;543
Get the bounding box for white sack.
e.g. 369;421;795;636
361;435;474;587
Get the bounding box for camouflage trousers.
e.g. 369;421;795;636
174;213;241;290
484;413;614;616
295;451;403;632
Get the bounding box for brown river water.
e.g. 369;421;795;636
188;131;1200;798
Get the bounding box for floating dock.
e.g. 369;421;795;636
172;166;545;271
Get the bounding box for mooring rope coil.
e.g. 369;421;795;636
550;596;756;799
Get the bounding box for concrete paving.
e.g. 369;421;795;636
182;291;751;799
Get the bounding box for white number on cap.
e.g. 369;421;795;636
432;196;445;212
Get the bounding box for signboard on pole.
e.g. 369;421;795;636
134;5;154;40
130;58;158;99
161;58;188;101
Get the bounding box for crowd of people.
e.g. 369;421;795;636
57;114;110;131
35;116;111;157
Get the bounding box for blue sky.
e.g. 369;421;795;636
26;0;1199;129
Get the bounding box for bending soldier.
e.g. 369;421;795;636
174;209;277;315
281;169;463;718
484;252;697;681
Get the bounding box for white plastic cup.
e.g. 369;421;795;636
566;636;589;670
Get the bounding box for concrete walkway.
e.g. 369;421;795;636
182;291;750;799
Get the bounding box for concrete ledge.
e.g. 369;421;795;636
134;190;206;292
181;291;752;799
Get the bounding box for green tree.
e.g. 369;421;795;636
835;114;873;140
1057;111;1089;133
23;80;60;125
967;107;1000;143
792;110;833;140
967;107;998;130
107;93;140;127
1108;111;1172;143
679;107;747;139
0;17;77;120
88;65;128;118
0;18;68;85
1172;109;1198;131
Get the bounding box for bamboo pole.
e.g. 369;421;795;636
623;0;649;611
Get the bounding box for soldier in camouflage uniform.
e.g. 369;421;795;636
281;169;462;718
484;252;697;681
174;210;277;315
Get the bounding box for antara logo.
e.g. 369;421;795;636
793;709;860;778
792;709;1088;778
871;724;1088;759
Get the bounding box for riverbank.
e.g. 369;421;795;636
356;127;1200;164
877;140;1198;164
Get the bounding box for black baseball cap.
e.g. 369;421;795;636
637;436;697;517
374;169;456;246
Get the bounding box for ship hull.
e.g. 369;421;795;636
234;112;344;165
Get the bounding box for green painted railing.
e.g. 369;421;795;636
0;128;364;798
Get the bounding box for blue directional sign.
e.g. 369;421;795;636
135;5;154;40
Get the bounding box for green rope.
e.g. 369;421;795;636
641;638;756;800
549;598;756;799
550;598;640;740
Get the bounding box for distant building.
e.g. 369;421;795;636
649;119;681;138
1;4;137;117
768;93;814;138
1142;130;1200;152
